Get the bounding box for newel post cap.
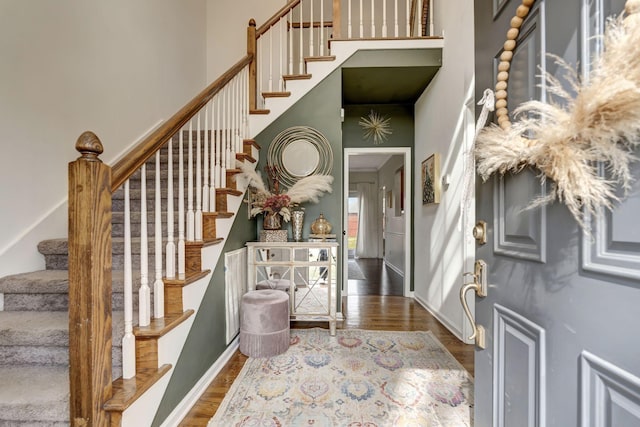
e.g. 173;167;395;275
75;131;104;162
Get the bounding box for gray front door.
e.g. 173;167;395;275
473;0;640;426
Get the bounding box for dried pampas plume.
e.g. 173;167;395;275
475;2;640;230
236;161;333;205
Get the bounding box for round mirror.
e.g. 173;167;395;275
268;126;333;187
282;140;320;177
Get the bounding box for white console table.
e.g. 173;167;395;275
246;241;339;335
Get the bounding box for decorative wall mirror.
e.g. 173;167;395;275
267;126;333;188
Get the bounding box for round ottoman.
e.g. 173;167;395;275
239;289;290;358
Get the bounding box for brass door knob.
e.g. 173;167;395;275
472;221;487;245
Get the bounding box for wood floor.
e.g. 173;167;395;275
347;257;404;296
179;261;474;426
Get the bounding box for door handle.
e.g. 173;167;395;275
460;260;487;349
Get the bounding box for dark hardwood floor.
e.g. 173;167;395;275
179;262;474;426
347;257;404;296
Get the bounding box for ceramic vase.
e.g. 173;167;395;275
263;211;282;230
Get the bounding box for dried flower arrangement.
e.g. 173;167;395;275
359;110;392;144
238;161;334;222
475;0;640;230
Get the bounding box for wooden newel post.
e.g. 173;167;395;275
333;0;341;39
68;131;113;427
247;18;257;111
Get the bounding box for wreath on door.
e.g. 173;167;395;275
474;0;640;230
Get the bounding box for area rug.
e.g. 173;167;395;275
209;328;473;426
348;260;366;280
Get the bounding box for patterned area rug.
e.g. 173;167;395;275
209;328;473;426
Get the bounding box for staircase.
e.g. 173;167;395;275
0;135;256;426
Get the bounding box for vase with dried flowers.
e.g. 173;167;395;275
238;162;334;233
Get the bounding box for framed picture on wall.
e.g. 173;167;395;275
422;153;441;205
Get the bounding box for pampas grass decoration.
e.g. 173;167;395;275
475;2;640;229
237;160;333;215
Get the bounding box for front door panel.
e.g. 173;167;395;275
473;0;640;426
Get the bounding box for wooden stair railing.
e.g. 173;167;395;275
68;54;254;426
247;0;341;112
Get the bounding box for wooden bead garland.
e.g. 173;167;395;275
495;0;536;130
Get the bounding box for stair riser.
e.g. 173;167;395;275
0;345;122;368
44;253;165;271
2;291;152;312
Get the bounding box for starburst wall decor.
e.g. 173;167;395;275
359;110;392;144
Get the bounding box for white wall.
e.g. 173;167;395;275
379;155;405;273
206;0;285;82
0;0;208;276
413;0;475;341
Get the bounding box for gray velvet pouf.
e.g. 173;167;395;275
239;289;290;358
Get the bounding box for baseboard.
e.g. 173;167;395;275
413;293;464;342
160;335;240;427
383;259;404;276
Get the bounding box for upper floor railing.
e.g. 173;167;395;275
248;0;434;109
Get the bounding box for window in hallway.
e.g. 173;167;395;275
347;193;359;258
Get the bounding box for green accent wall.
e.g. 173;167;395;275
152;201;256;426
254;69;344;299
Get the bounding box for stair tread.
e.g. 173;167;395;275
0;311;67;346
0;270;69;293
0;310;129;347
0;365;69;422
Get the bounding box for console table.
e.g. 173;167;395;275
246;241;339;335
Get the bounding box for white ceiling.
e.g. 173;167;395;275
348;153;393;172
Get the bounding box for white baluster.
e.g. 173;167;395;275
289;10;294;74
122;180;135;379
214;95;221;190
139;164;150;327
178;129;185;280
299;3;304;73
348;0;353;38
394;0;399;37
154;152;164;319
429;0;434;36
359;0;363;38
320;0;325;55
196;114;203;241
243;67;250;140
382;0;388;37
269;29;273;92
405;0;410;36
257;38;263;108
187;120;195;242
417;0;422;36
203;105;210;212
210;98;217;208
221;87;227;190
371;0;375;37
225;85;233;183
279;17;284;91
238;74;243;154
310;0;314;56
166;137;176;280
